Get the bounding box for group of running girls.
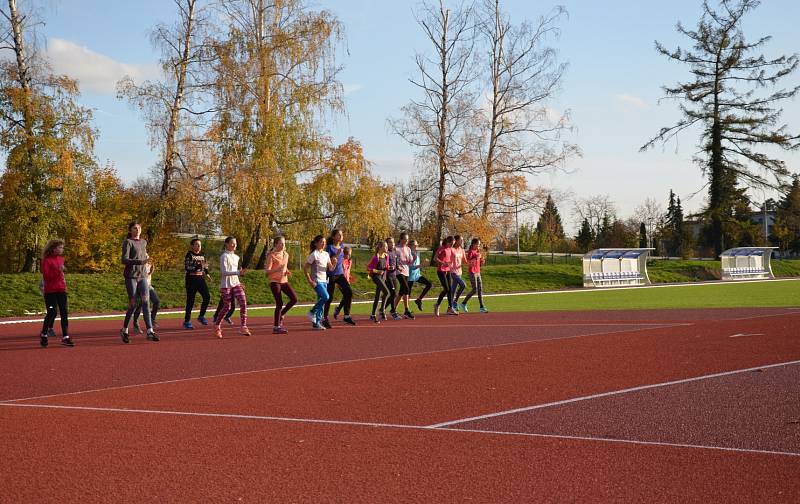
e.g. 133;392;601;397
365;233;487;323
37;222;488;346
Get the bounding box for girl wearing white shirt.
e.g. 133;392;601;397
303;235;336;330
213;237;250;338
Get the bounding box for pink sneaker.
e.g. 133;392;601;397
214;326;222;339
240;326;251;336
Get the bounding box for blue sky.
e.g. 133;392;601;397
35;0;800;231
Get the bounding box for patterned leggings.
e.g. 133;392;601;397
214;285;247;327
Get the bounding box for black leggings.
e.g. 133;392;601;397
134;288;160;325
185;275;210;322
385;274;398;313
370;273;390;315
324;274;353;318
42;292;68;336
409;276;433;301
436;270;453;307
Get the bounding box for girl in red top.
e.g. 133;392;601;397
462;238;488;313
39;239;74;347
434;236;457;316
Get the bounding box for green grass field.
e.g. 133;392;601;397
2;259;799;317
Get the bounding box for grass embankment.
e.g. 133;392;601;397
2;259;799;317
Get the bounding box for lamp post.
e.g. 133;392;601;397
515;186;520;263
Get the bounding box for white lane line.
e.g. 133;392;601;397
434;426;800;458
729;333;766;338
0;403;416;430
0;323;682;404
0;321;678;345
1;402;797;458
4;277;798;325
426;359;800;428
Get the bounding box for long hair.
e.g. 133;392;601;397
41;239;64;261
469;237;480;250
310;235;325;253
443;236;454;247
127;221;140;239
271;235;285;251
328;229;341;246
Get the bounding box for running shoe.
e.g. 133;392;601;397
214;326;222;338
61;336;75;347
321;318;332;329
446;307;458;316
133;323;142;335
183;321;194;330
40;334;48;348
240;326;251;336
480;306;489;313
369;315;380;324
343;316;357;326
223;316;233;325
404;311;416;320
333;306;341;320
120;328;130;344
197;316;209;326
273;327;288;334
460;303;468;313
434;304;440;317
452;304;460;313
146;330;160;342
312;323;326;331
307;311;316;323
391;312;403;321
415;299;423;311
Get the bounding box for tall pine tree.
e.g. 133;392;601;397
575;218;594;252
773;176;800;253
642;0;799;256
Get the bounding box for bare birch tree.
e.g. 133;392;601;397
475;0;578;219
117;0;215;202
390;0;476;249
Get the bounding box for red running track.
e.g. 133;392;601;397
1;308;799;502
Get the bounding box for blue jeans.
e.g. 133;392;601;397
450;273;466;303
312;281;330;324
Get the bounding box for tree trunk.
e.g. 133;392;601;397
709;58;725;257
162;0;196;199
241;222;261;268
9;0;38;273
433;5;449;250
255;240;270;271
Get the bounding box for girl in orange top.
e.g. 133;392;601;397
265;236;297;334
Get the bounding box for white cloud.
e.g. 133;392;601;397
343;83;364;95
45;38;160;95
616;94;650;110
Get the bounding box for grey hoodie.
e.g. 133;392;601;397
122;238;149;279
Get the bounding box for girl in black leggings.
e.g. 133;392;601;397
434;236;457;316
184;238;210;329
39;239;74;347
366;241;391;324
